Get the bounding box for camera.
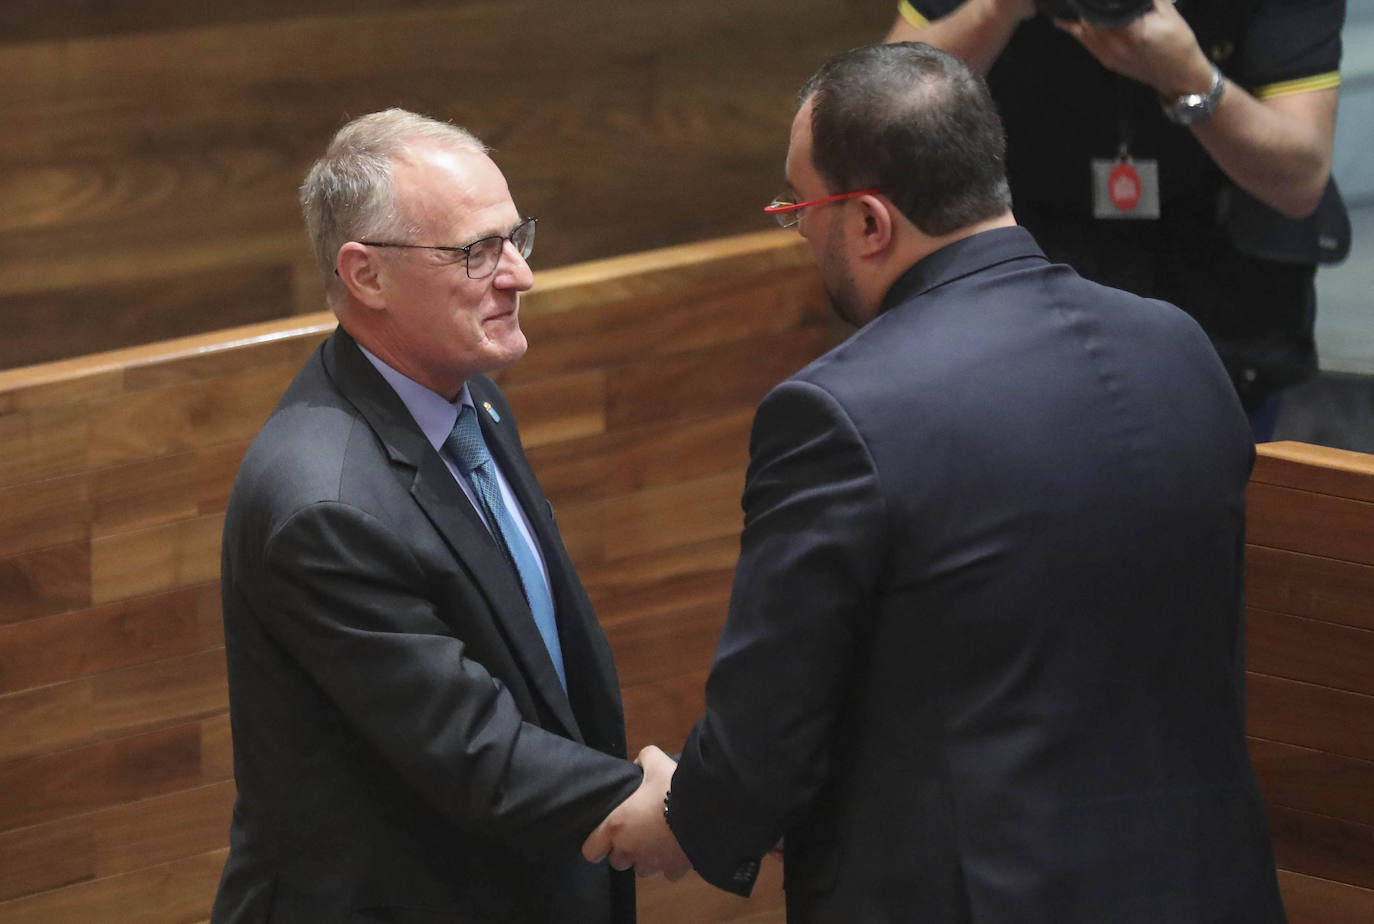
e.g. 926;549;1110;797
1035;0;1153;27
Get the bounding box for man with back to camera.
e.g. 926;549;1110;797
888;0;1346;441
583;42;1286;923
210;109;642;923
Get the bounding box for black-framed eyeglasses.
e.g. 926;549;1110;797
357;216;537;279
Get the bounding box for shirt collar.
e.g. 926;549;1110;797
880;225;1046;315
356;344;471;451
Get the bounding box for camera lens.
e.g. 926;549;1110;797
1034;0;1153;27
1072;0;1154;27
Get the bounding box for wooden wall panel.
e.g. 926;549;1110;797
0;0;891;370
0;781;235;902
1251;739;1374;829
1276;870;1374;924
0;650;227;762
606;329;833;430
501;370;608;449
1247;546;1374;632
0;265;296;370
637;862;786;924
1267;805;1374;892
0;723;210;832
0;849;228;924
1247;607;1374;696
0;473;90;558
1247;441;1374;922
1251;443;1374;503
1247;485;1374;567
0;542;90;625
528;410;754;504
89;512;225;605
0;404;89;486
0;0;444;42
0;584;221;693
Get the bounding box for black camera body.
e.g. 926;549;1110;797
1035;0;1153;27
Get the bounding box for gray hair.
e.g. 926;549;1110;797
299;108;488;280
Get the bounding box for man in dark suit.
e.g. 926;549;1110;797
211;109;641;923
585;43;1287;923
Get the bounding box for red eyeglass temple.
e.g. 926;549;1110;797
764;189;880;213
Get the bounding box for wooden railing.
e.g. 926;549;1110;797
0;230;1370;922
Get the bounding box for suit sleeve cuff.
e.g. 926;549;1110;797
664;736;765;896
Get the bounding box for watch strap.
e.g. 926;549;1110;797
1162;64;1226;126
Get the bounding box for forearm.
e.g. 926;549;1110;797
257;503;640;849
886;0;1035;74
1192;83;1337;218
1058;0;1339;218
667;381;885;891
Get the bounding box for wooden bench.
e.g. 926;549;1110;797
0;230;1369;922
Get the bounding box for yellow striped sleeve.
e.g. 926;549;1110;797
898;0;932;28
1252;71;1341;100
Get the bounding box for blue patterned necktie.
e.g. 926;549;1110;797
445;404;567;691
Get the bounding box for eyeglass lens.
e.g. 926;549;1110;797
467;218;537;278
768;196;799;229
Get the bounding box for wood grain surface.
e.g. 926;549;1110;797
0;0;893;370
1247;441;1374;918
0;229;825;921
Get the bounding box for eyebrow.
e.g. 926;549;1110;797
463;219;524;245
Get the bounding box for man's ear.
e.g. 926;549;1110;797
853;194;894;258
335;242;387;310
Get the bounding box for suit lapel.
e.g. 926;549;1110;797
322;330;581;741
410;452;583;741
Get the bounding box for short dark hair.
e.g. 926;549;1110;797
800;42;1011;237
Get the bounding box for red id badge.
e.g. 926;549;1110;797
1091;157;1160;219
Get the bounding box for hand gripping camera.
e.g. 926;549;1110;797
1034;0;1153;27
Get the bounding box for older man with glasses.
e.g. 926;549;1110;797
211;108;642;924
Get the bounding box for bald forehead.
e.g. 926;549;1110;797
390;141;518;242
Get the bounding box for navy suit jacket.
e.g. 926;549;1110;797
211;328;640;923
669;227;1286;923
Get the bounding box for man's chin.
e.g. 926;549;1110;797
486;332;529;370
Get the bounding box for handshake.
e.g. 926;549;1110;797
581;746;693;881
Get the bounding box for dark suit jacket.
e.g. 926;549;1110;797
668;227;1286;923
211;328;640;924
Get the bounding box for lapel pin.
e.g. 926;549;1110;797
483;401;501;423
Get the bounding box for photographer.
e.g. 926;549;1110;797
889;0;1345;439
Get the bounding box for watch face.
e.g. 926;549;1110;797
1165;67;1223;125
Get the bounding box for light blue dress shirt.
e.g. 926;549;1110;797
357;345;552;590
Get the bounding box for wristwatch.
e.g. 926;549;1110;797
1161;64;1226;126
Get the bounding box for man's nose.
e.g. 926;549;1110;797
493;239;534;290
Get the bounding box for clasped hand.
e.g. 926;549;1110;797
582;745;692;881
